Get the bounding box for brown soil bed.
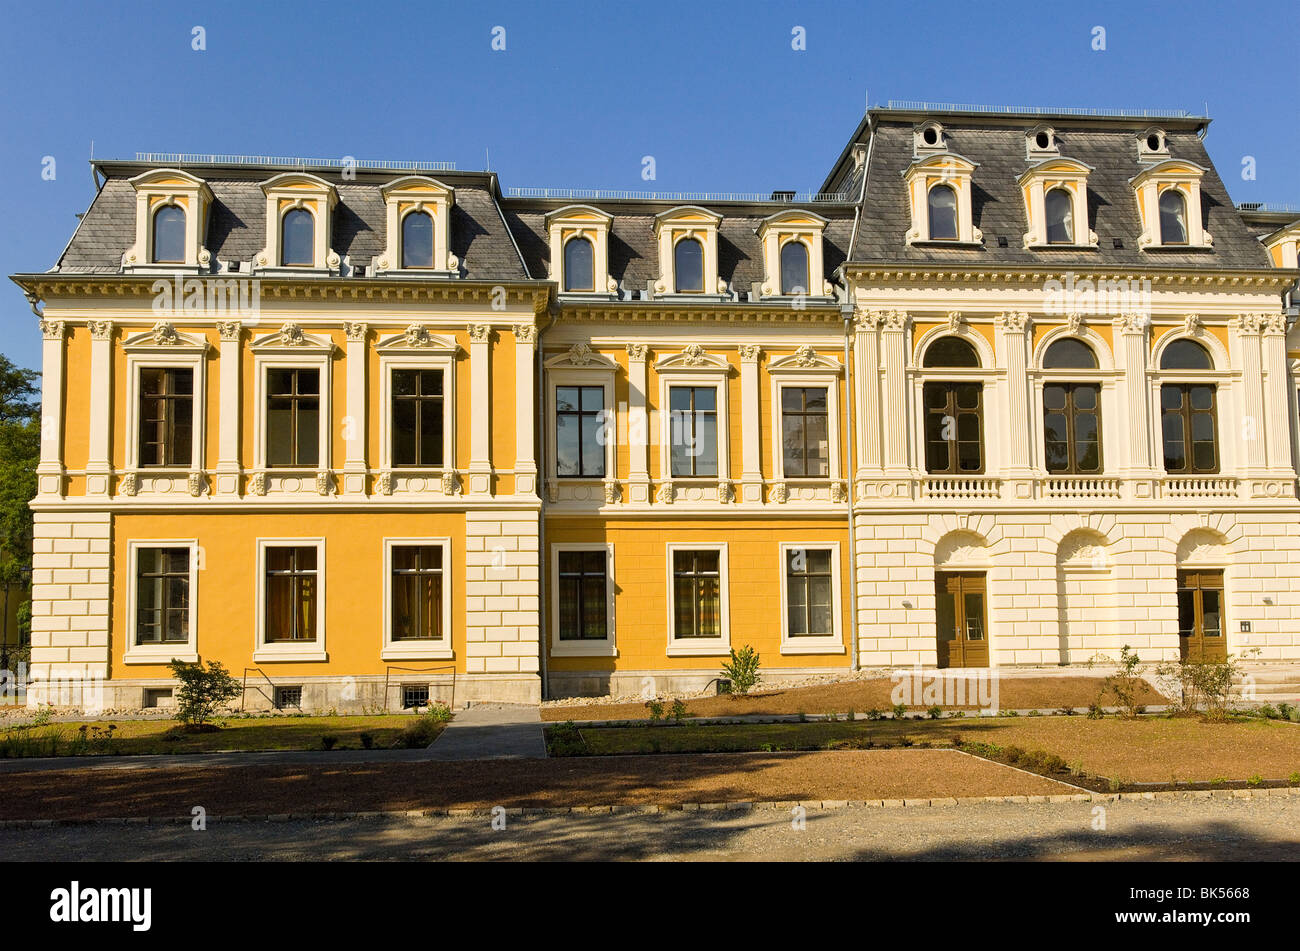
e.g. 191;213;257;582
0;750;1076;821
541;676;1166;722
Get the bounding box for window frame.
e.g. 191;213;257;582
673;235;706;293
280;207;317;267
125;349;207;473
1158;188;1189;246
545;366;616;485
388;367;448;470
1041;381;1104;474
1043;187;1075;245
252;350;333;474
922;379;987;475
381;537;453;661
778;541;844;655
562;235;596;293
778;238;811;296
151;204;187;265
769;373;842;482
665;543;730;657
1159;381;1220;474
123;539;200;665
400;208;436;270
927;183;960;241
254;537;327;662
550;543;616;657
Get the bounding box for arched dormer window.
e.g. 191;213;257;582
281;208;315;267
1159;190;1188;245
927;185;959;241
152;205;186;264
562;236;594;292
674;237;704;293
401;210;434;269
922;336;980;368
1044;188;1074;245
779;240;809;295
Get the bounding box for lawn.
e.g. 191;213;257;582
0;715;435;757
548;715;1300;786
539;675;1167;722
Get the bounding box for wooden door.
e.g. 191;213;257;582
1177;570;1226;663
935;572;989;668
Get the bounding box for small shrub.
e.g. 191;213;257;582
998;709;1020;718
1209;777;1226;786
397;711;446;749
1155;649;1258;721
891;702;907;720
1086;703;1105;720
1107;776;1122;793
546;721;586;757
359;732;374;750
1247;774;1263;787
720;645;761;695
897;735;914;748
1068;759;1084;777
1288;771;1300;786
1002;745;1026;764
926;705;942;720
320;735;338;751
423;703;453;723
168;659;242;731
1040;754;1067;773
1057;707;1076;717
669;699;688;720
646;700;664;721
866;708;883;721
1096;645;1145;719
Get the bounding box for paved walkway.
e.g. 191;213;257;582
426;703;546;760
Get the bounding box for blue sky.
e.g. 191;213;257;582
1;0;1296;369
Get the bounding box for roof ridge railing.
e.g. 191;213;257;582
506;187;852;203
1236;201;1300;213
131;152;457;172
881;100;1200;119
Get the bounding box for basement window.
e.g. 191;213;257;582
274;685;303;709
402;684;431;709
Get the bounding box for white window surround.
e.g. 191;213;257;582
253;172;340;274
122;539;200;665
1017;159;1097;249
250;328;336;474
376;332;459;473
652;206;727;299
121;168;213;273
254;537;327;662
902;153;982;245
1130;161;1212;250
121;326;210;473
655;347;732;483
545;366;617;484
755;210;835;299
778;541;844;655
1028;328;1119;475
550;543;617;658
767;349;843;482
381;537;454;661
546;205;618;297
909;326;1005;476
665;542;730;657
1146;335;1237;476
373;176;458;277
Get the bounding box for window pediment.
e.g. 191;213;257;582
250;324;337;353
767;346;842;373
254;173;339;273
374;176;458;277
546;205;617;297
654;344;729;372
756;210;834;299
374;325;460;355
1017;158;1096;249
122;168;214;274
544;343;619;370
122;323;211;353
902;153;982;245
653;206;726;299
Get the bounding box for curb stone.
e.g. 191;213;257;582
1;787;1296;828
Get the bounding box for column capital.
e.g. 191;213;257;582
737;344;761;364
879;309;911;332
1111;312;1150;336
343;321;368;342
994;311;1032;334
1229;313;1267;336
467;323;492;343
40;319;66;341
88;319;114;340
513;322;538;344
624;342;649;361
217;320;243;341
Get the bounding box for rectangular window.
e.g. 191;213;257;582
785;547;834;636
138;368;193;467
266;368;320;468
135;547;190;645
557;549;608;640
668;386;718;477
264;546;318;642
923;381;984;474
392;369;444;468
781;386;829;477
1161;384;1218;473
672;549;722;639
402;684;430;709
1043;383;1102;474
390;545;444;641
556;385;606;478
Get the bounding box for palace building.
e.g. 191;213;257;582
12;104;1300;710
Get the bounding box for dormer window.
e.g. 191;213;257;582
1260;220;1300;268
674;237;704;292
1130;161;1211;249
903;154;981;245
254;173;339;274
401;210;435;269
927;185;959;240
1159;190;1188;244
280;208;315;267
1138;128;1170;161
563;236;594;292
914;121;947;154
653;206;725;298
121;168;213;273
780;240;808;295
151;205;186;264
1027;125;1060;159
373;176;457;277
1044;188;1073;244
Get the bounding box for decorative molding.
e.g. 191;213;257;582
624;342;649;361
315;470;334;497
717;480;734;503
119;472;138;497
544;343;618;370
151;321;179;345
1066;312;1085;335
1182;313;1201;336
467;324;491;343
1264;312;1287;335
854;310;883;332
249;325;335;353
344;321;368;341
603;480;621;504
882;309;911;331
946;311;964;332
279;322;307;346
187;471;207;498
655;481;675;504
376;471;393;496
441;470;461;496
217;320;242;341
1112;313;1149;335
769;482;789;504
249;472;267;496
40;320;66;341
1229;313;1265;335
768;346;842;372
830;481;848;503
737;344;761;363
514;323;537;344
88;320;114;340
995;311;1032;333
654;344;730;371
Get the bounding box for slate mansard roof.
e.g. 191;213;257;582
842;108;1274;271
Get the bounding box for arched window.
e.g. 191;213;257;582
779;240;809;295
1159;339;1217;474
1044;188;1074;244
1159;190;1188;245
674;237;704;293
1160;338;1212;370
922;336;981;368
1043;338;1098;369
563;236;594;292
152;205;186;264
927;185;958;241
401;211;434;269
281;209;315;267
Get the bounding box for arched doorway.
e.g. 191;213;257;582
933;531;990;668
1175;530;1229;663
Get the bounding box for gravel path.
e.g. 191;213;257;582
4;797;1296;861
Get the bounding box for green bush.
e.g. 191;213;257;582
891;702;907;720
720;645;761;695
926;705;942;720
1097;645;1145;719
320;735;338;751
167;659;242;730
1155;650;1254;721
545;721;586;756
396;709;448;749
359;732;375;749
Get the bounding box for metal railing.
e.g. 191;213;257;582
133;152;456;172
506;186;852;203
240;666;286;712
882;100;1199;119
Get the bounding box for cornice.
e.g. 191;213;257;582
555;301;843;324
841;264;1299;291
